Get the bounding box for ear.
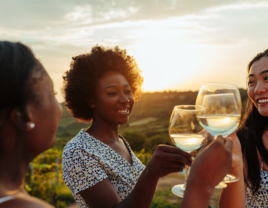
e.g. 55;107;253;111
10;107;35;131
87;98;96;109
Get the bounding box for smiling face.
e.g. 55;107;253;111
248;56;268;116
92;71;134;125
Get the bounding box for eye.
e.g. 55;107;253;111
264;77;268;81
248;80;255;86
108;91;117;95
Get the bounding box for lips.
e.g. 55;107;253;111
256;97;268;105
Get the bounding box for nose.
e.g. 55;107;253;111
254;81;268;94
118;93;130;104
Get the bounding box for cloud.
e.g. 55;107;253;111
198;39;241;46
207;1;268;11
0;0;261;31
1;0;266;47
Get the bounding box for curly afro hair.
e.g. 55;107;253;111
62;45;144;122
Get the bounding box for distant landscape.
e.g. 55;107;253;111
55;89;248;153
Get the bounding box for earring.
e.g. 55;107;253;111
90;104;95;108
29;123;35;129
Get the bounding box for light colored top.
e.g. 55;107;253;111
246;159;268;207
62;130;145;208
0;196;15;204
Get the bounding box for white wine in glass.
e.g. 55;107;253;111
196;83;242;184
169;105;206;197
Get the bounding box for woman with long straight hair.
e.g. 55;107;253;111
220;49;268;208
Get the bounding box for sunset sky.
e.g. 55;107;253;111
1;0;268;102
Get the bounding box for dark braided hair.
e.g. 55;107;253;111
237;49;268;194
0;41;44;179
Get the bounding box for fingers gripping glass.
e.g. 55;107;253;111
169;105;206;198
196;83;241;185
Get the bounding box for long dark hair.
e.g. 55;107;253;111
0;41;42;179
237;49;268;194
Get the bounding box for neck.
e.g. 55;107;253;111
0;124;30;197
87;119;120;143
0;154;29;197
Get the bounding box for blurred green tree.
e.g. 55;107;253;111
122;131;147;152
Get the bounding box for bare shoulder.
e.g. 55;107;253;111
1;196;54;208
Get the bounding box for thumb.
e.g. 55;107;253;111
225;136;232;141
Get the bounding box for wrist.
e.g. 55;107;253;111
182;178;213;208
230;159;243;177
144;167;159;182
186;176;213;197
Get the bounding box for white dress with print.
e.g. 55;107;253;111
62;130;145;208
246;160;268;207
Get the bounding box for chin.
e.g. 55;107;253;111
49;136;57;148
258;108;268;117
118;119;129;125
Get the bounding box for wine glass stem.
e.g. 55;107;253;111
185;165;190;182
182;165;191;189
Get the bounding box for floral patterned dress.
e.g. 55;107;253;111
246;160;268;207
62;130;145;208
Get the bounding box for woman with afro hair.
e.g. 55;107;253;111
61;45;193;208
61;45;235;208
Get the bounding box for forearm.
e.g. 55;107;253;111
181;178;213;208
115;167;159;208
219;164;245;208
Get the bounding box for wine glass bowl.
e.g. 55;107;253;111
169;105;205;152
196;83;241;137
169;105;206;197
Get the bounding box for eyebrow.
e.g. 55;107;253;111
248;69;268;77
105;84;130;90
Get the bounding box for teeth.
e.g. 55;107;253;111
258;99;268;104
117;109;129;113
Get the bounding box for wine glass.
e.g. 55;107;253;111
196;83;241;183
169;105;206;197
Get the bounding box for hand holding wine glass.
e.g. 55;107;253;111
146;145;192;178
181;136;233;208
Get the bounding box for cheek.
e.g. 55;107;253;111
57;103;63;122
129;97;135;111
248;88;255;102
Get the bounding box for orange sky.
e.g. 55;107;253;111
1;1;268;102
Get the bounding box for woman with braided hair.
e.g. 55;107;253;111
0;41;62;207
